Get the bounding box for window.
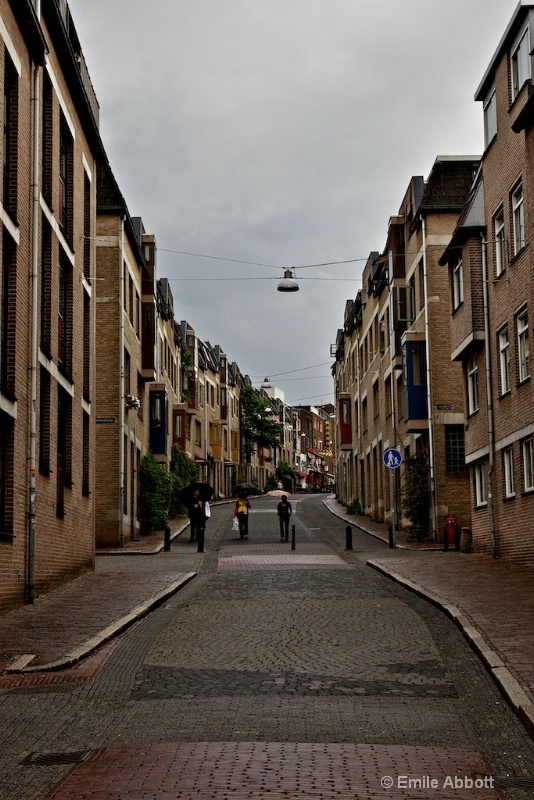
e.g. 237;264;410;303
0;410;13;534
452;258;464;310
3;50;18;217
40;217;52;356
483;87;497;146
194;419;201;446
58;255;72;377
0;229;15;396
83;290;90;401
517;309;529;382
503;447;515;498
467;356;479;414
523;438;534;491
474;462;487;506
39;366;51;474
82;411;90;496
56;387;72;518
511;27;531;99
41;73;53;206
498;326;510;394
445;425;466;474
494;208;506;277
512;181;525;255
58;116;73;237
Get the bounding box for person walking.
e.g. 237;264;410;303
234;494;251;539
277;495;292;541
188;489;207;543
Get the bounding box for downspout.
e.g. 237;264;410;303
388;253;397;546
481;233;497;557
27;52;42;604
355;334;362;505
421;218;438;542
118;217;125;547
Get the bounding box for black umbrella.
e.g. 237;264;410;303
180;482;214;504
235;482;256;495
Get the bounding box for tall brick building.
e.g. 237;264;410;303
440;3;534;563
334;157;478;541
0;0;101;612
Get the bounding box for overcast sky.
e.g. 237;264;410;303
68;0;515;405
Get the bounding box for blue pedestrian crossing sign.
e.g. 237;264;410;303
383;448;402;469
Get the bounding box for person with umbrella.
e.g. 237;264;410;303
234;493;251;539
188;488;207;543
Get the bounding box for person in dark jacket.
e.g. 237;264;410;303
188;489;206;542
277;495;292;541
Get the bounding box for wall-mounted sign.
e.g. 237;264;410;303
96;417;115;424
437;403;455;410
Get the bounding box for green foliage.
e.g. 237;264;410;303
276;460;296;491
169;445;199;517
264;473;278;492
179;345;193;402
139;450;171;534
346;499;362;515
240;385;283;458
402;454;430;540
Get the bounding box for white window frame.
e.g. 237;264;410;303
474;462;487;506
494;207;506;276
483;87;497;147
512;181;525;255
452;258;464;310
523;438;534;491
511;26;531;100
517;309;530;382
467;356;479;415
498;326;510;394
503;447;515;498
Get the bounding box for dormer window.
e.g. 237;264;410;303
511;26;531;100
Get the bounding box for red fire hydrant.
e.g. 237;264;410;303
444;515;458;549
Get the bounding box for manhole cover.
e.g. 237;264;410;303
20;751;93;766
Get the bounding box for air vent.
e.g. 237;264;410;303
20;751;92;766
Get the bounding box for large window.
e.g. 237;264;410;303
58;115;73;239
511;26;531;99
512;181;525;255
483;87;497;147
503;447;515;498
0;229;15;396
3;50;18;217
498;326;510;394
467;356;479;415
0;410;13;534
517;309;529;383
494;208;506;277
58;255;72;377
452;258;464;310
445;425;466;474
523;438;534;491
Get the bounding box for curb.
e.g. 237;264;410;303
4;572;197;675
367;559;534;738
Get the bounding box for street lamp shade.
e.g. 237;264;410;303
277;269;299;292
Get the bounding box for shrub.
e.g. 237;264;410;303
139;450;171;534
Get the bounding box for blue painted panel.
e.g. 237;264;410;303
149;390;168;454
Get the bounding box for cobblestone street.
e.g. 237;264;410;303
1;496;533;799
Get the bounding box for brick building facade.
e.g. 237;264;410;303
0;0;100;612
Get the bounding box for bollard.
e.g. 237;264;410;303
197;527;205;553
460;527;472;554
388;525;394;549
345;525;353;550
291;524;296;550
164;526;171;552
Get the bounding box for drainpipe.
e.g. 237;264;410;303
388;253;398;546
118;217;125;547
355;333;362;506
421;218;438;542
481;234;497;557
27;55;42;604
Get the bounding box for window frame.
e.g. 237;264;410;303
511;25;531;100
523;438;534;491
494;207;506;277
516;308;529;383
511;180;525;256
498;325;510;394
503;447;515;498
451;257;464;310
483;86;497;147
474;462;487;507
467;356;479;415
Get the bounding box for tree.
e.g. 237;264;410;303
169;445;199;517
402;454;430;540
276;459;296;491
240;385;283;459
139;450;172;534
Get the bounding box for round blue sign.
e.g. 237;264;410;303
383;448;402;469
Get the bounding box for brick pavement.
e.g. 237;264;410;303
43;741;501;799
323;496;534;736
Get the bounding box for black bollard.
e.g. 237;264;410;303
345;525;353;550
291;524;296;550
197;527;205;553
164;526;171;552
388;525;394;548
